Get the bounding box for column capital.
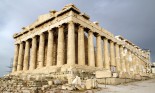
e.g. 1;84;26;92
39;33;45;36
96;34;101;37
103;37;108;40
58;24;65;28
109;40;114;43
88;30;93;33
68;21;74;24
14;43;20;46
32;35;37;39
20;41;24;44
79;25;84;29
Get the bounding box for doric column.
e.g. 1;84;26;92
104;38;110;70
67;21;75;65
12;44;19;72
78;26;85;65
96;35;103;68
88;31;95;67
131;53;134;72
38;33;45;68
115;44;121;72
134;55;138;74
125;49;129;72
46;30;54;66
110;40;116;72
123;47;127;72
57;25;65;66
128;50;132;72
23;40;30;71
120;45;125;72
17;42;24;71
30;37;37;70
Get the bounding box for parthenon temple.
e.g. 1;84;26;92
11;4;152;81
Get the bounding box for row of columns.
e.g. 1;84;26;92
12;22;76;72
12;21;147;74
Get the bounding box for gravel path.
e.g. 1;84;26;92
97;79;155;93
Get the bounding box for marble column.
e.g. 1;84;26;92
104;38;110;70
115;44;121;72
110;40;116;72
130;53;133;72
96;35;103;68
12;44;19;72
23;40;30;71
17;42;24;71
128;50;132;72
46;30;54;66
38;33;45;68
125;49;129;72
123;48;127;72
78;26;85;65
120;45;125;72
88;31;95;67
57;25;65;66
67;21;75;65
30;37;37;70
134;55;138;74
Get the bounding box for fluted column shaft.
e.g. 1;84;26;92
115;44;121;72
88;31;95;67
17;42;24;71
104;38;110;70
78;26;85;65
125;49;129;72
96;35;103;67
12;44;19;72
134;55;138;74
131;53;135;72
120;46;125;72
46;30;54;66
128;50;132;72
67;21;75;65
57;26;65;66
38;33;45;68
30;37;37;70
23;41;30;71
123;48;127;72
110;41;116;66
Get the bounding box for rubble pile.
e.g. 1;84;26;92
0;75;99;93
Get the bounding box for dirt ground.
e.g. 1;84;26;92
97;79;155;93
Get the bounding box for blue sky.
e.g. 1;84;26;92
0;0;155;77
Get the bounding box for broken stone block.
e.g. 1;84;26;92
86;79;92;89
62;85;75;91
92;79;98;89
41;85;49;90
95;70;112;78
67;76;74;84
135;74;142;80
72;76;81;85
86;79;98;90
48;81;53;85
81;84;86;90
36;75;42;81
53;79;62;85
113;73;118;78
85;90;94;93
31;87;38;93
75;84;84;90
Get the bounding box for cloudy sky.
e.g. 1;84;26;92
0;0;155;77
